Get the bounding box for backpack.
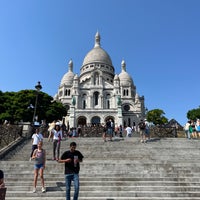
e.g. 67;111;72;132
139;122;146;129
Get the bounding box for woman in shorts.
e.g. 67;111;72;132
32;141;46;193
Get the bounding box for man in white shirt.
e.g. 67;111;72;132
125;126;132;137
30;128;43;160
184;120;191;139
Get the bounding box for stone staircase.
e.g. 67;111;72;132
1;136;200;200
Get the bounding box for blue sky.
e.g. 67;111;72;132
0;0;200;125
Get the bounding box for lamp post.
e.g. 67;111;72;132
145;107;148;119
32;81;42;124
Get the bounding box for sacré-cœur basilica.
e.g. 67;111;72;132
54;32;146;129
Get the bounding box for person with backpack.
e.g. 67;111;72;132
138;119;146;143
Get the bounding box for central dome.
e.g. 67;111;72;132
83;46;112;66
82;32;112;66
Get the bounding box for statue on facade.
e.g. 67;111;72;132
117;96;122;106
72;96;76;106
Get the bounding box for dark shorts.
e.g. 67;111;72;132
145;129;150;135
34;163;44;169
107;128;113;135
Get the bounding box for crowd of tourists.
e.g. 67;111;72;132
102;118;151;143
184;119;200;139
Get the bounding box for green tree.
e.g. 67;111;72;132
187;108;200;121
46;101;67;122
146;109;168;125
0;91;16;123
0;90;67;124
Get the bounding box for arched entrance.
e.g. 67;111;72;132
91;116;101;125
77;116;87;126
105;116;114;124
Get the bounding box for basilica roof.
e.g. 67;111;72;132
82;32;113;66
60;59;75;85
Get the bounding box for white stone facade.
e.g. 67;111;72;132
54;32;145;128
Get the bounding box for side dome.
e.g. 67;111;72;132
119;71;133;85
114;74;119;80
82;32;112;66
60;59;75;85
118;60;134;86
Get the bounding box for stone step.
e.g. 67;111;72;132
11;150;197;156
6;196;199;200
5;198;200;200
5;190;200;198
5;185;200;192
2;162;200;172
5;180;200;187
5;176;200;182
6;138;200;160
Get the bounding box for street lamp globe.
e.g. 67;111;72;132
35;81;42;91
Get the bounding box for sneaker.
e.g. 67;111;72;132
41;187;46;193
32;188;36;193
140;140;144;143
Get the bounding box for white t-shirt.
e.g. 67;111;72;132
32;133;43;145
145;121;149;129
52;129;62;140
184;122;190;131
125;127;132;136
